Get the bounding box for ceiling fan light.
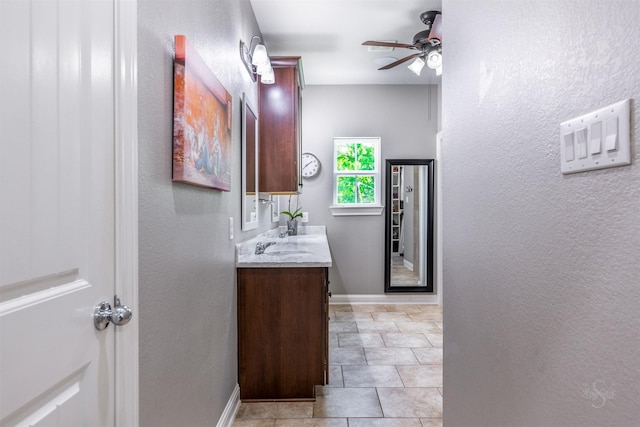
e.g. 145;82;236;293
251;44;269;66
407;56;426;76
426;50;442;70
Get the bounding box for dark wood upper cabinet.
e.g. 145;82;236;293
258;57;304;194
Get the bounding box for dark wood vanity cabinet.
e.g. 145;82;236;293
237;267;329;401
258;56;303;194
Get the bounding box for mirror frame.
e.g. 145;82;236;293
241;93;259;231
384;159;435;293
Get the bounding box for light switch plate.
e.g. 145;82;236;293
560;99;631;174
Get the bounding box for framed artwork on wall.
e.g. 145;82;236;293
172;35;232;190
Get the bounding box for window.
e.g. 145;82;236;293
330;137;383;216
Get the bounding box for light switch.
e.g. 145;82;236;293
605;117;618;151
563;132;575;162
575;127;588;159
590;121;602;154
560;99;630;174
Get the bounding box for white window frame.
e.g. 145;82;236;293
329;137;384;216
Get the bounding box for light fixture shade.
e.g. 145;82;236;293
426;50;442;69
256;62;271;76
261;67;275;84
407;56;426;76
251;44;269;66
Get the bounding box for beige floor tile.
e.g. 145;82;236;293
329;333;338;348
349;418;423;426
333;312;374;322
424;333;443;348
337;332;385;348
382;333;431;348
326;365;343;387
371;312;412;322
438;388;443;396
329;321;358;333
408;312;443;322
356;321;399;333
384;304;425;313
313;387;383;418
419;305;442;313
350;304;388;312
420;418;443;427
329;304;353;312
364;347;419;366
434;321;443;331
275;419;347;426
329;347;366;365
342;365;403;387
411;347;443;365
395;321;441;334
233;419;276;427
236;402;313;419
377;387;442;418
397;365;443;387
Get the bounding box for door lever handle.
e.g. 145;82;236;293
94;295;133;330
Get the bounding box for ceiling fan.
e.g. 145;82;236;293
362;10;442;76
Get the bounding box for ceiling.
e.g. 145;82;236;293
249;0;443;86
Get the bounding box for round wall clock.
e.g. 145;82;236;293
301;152;321;179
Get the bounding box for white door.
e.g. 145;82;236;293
0;0;123;425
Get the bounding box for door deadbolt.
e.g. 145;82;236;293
94;295;133;330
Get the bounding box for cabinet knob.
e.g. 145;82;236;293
328;292;332;298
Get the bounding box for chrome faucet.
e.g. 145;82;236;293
255;241;276;254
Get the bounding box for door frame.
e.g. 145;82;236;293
114;0;139;425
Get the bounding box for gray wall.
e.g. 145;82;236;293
296;85;438;295
442;1;640;426
137;1;275;425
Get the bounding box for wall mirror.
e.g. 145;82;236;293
241;93;258;230
384;159;434;293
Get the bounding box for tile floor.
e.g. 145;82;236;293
233;304;443;427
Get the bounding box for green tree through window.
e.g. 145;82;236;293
334;139;379;205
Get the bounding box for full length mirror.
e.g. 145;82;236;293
241;93;258;230
384;159;434;292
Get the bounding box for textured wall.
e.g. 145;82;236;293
137;1;273;425
442;1;640;425
298;85;438;295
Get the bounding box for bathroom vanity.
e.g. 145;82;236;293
235;226;331;401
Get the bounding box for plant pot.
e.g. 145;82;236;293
287;220;298;236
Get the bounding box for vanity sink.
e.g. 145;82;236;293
262;243;312;256
235;226;332;268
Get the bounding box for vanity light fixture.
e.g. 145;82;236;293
239;35;275;84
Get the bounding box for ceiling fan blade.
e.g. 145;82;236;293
378;53;420;70
362;41;417;50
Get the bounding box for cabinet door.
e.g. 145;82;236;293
258;57;302;193
237;267;325;400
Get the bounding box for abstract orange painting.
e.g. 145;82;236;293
173;35;232;190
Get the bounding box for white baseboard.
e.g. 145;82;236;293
216;384;240;427
330;294;439;305
403;259;414;271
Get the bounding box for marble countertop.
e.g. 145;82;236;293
236;226;332;268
